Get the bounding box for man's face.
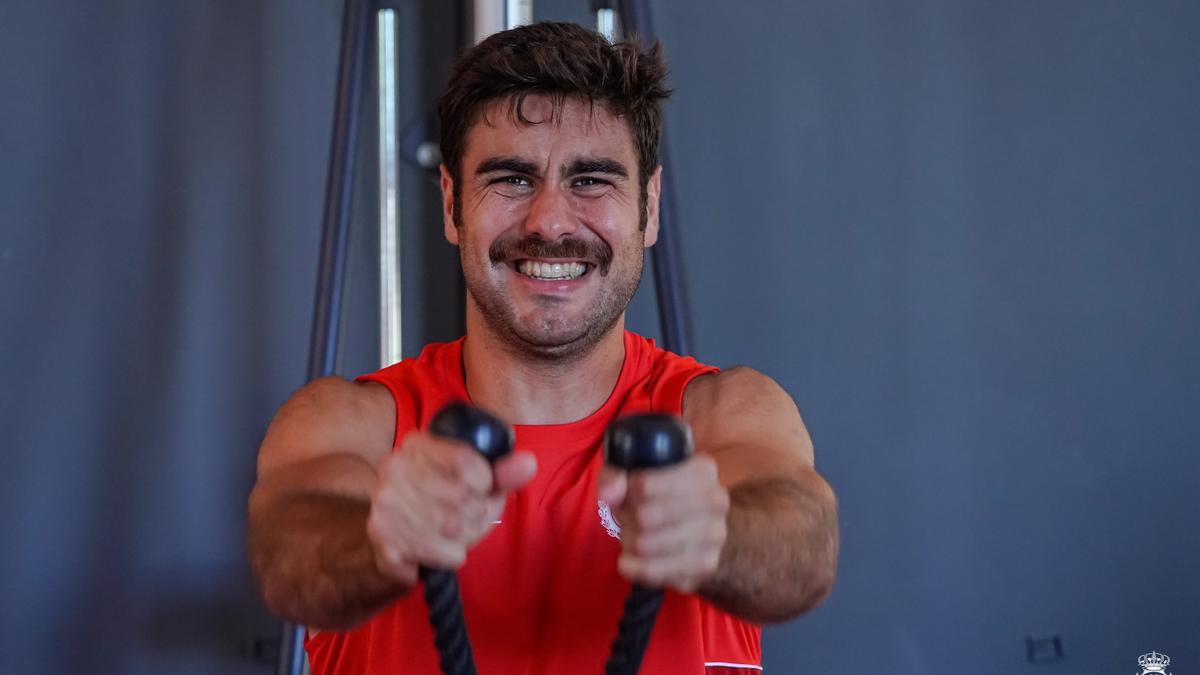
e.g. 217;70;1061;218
441;95;661;360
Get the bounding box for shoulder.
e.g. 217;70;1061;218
683;366;793;421
276;376;394;426
287;375;394;412
683;367;814;469
257;376;396;477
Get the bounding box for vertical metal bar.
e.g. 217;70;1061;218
281;0;373;673
596;8;618;41
472;0;531;44
378;9;402;366
506;0;533;29
646;144;691;356
613;0;694;356
471;1;505;44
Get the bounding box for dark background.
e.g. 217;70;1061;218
1;1;1197;673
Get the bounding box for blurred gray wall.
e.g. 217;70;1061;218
1;1;1197;674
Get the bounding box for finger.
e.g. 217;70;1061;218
596;466;627;506
627;514;726;559
492;450;537;493
371;538;418;584
633;455;720;500
452;445;495;496
442;494;489;539
380;463;470;512
412;535;469;570
618;546;723;592
624;484;729;532
415;437;494;496
483;493;507;524
389;488;471;568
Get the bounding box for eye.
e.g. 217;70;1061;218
572;176;611;189
491;175;531;187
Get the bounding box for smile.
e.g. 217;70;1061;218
514;260;590;281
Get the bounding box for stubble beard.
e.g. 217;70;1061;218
461;235;644;363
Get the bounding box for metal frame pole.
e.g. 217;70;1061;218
472;0;533;44
279;1;374;674
378;8;402;366
610;0;694;356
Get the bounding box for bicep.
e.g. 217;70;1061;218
253;377;396;504
683;367;814;489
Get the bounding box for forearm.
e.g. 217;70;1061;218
248;492;412;630
700;471;839;623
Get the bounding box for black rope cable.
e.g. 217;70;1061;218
602;414;695;675
421;403;515;675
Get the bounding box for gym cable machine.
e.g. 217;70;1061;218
280;1;694;673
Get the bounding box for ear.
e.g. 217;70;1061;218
440;164;459;245
643;165;662;247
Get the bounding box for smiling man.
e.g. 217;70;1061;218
247;22;838;675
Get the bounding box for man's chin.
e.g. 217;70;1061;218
499;318;618;361
506;326;592;357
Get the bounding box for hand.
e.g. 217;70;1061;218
367;430;537;582
597;454;729;593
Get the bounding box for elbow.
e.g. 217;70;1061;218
257;574;301;624
794;502;840;615
764;510;840;623
799;515;839;614
795;560;837;616
750;563;837;625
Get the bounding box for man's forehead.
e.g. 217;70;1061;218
462;94;636;165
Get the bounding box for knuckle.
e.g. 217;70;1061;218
633;535;654;556
645;564;669;588
675;576;697;593
445;544;467;568
630;475;652;501
442;478;471;504
635;506;657;529
440;511;462;537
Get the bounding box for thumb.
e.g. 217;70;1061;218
492;450;537;494
596;466;627;507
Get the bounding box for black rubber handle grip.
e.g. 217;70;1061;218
422;402;514;675
603;413;694;675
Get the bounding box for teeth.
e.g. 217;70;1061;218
517;260;587;280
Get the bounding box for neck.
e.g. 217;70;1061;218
461;311;627;426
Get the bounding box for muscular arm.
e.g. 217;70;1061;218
686;367;839;623
246;376;407;630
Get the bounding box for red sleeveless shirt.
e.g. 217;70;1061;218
305;331;763;674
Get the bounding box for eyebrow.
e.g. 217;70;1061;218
474;155;630;180
475;156;540;176
564;157;628;179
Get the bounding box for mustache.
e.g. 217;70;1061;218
489;235;614;275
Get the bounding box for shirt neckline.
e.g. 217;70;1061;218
442;331;642;445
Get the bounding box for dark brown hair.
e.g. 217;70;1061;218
437;22;670;228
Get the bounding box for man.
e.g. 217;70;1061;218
248;21;838;674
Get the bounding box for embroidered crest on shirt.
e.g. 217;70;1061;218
598;501;622;539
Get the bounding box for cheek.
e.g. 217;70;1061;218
473;191;529;223
572;197;635;241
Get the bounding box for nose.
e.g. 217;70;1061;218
521;183;578;240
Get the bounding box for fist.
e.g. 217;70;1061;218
366;430;537;582
597;454;729;593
